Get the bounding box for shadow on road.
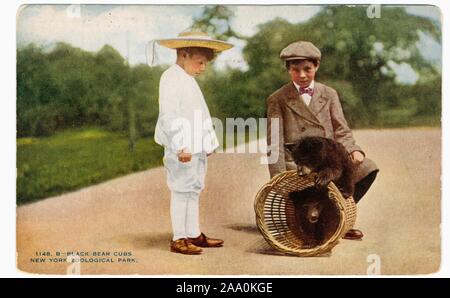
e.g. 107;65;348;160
225;223;287;256
225;223;260;234
104;232;171;251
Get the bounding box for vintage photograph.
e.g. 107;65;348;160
16;4;441;275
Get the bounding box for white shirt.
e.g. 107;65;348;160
154;64;219;154
293;80;315;107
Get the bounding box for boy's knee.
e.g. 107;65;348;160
353;170;379;203
172;191;200;199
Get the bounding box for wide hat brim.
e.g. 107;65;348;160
157;37;233;52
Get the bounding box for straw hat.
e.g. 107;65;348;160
156;31;233;52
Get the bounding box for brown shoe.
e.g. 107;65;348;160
188;233;224;247
343;229;364;240
170;238;202;255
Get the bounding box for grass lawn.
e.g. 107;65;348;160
17;127;164;205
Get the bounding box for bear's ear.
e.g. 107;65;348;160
285;142;296;154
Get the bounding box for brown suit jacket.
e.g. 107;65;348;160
267;81;378;181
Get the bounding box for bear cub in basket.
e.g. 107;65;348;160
289;187;328;248
286;136;355;199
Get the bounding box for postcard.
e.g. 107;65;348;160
16;4;442;275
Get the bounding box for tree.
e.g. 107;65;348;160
192;5;241;40
17;42;164;137
241;5;441;126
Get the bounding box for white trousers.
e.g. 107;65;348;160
163;149;207;240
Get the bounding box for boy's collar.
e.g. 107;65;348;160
173;63;192;77
174;63;185;72
292;80;315;92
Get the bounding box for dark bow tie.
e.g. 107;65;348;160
299;87;314;96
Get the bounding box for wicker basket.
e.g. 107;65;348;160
254;170;357;256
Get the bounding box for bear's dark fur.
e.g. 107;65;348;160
289;187;328;248
286;136;355;198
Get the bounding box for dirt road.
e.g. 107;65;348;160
17;128;441;275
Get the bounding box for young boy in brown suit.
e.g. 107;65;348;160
266;40;379;240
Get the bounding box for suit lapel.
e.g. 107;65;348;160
308;83;327;116
284;82;321;125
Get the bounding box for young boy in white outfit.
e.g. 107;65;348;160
154;31;233;255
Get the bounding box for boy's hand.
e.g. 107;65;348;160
177;150;192;163
351;151;364;165
206;151;214;157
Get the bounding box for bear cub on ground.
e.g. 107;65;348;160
286;136;355;198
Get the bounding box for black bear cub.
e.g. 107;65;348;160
286;136;355;199
289;187;328;248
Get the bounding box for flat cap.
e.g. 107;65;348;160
279;41;321;61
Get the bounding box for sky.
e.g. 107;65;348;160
16;4;442;84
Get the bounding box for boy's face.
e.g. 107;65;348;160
288;59;319;87
182;53;209;77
